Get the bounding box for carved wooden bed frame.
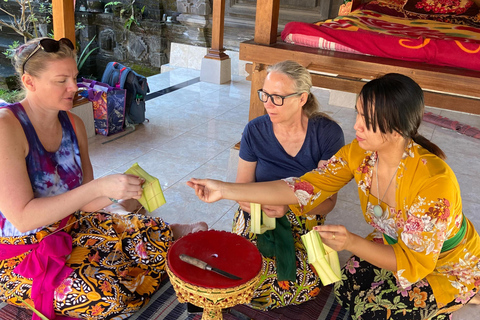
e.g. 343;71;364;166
238;0;480;120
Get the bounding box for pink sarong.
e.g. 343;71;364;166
0;218;77;320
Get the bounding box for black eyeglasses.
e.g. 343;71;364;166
257;89;302;106
21;38;74;75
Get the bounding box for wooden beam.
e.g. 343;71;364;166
52;0;76;45
240;40;480;116
240;40;480;99
254;0;280;45
309;73;480;114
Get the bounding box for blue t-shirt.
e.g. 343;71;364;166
239;114;345;182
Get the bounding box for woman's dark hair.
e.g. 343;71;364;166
359;73;445;159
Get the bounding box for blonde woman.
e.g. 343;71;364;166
0;37;206;319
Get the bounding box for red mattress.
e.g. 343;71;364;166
281;9;480;71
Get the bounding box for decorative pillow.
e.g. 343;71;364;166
360;0;409;17
403;0;480;27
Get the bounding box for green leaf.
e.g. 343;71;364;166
105;1;121;7
77;36;99;71
22;300;49;320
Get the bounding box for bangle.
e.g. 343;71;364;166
109;197;119;203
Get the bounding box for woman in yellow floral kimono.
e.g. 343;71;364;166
188;73;480;320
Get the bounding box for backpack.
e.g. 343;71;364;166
101;62;150;126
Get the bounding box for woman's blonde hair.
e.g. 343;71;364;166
267;60;330;119
13;37;77;80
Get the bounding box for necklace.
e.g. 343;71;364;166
373;159;399;218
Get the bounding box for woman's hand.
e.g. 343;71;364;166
313;224;352;252
237;201;251;213
314;224;397;271
99;173;144;201
262;205;289;218
187;178;224;203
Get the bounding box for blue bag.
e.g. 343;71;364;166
101;62;149;126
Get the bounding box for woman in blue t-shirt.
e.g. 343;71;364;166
233;60;345;310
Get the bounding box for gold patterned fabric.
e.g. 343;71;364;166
0;211;173;320
233;207;325;310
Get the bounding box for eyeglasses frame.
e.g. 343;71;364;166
21;38;74;75
257;89;302;106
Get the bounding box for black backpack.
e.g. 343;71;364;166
101;62;150;126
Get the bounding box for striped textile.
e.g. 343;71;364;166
0;278;349;320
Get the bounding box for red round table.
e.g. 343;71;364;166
166;230;262;320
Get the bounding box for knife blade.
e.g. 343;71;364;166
179;254;242;280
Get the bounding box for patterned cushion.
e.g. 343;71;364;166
403;0;480;26
361;0;409;16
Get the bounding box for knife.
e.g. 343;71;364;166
179;254;242;280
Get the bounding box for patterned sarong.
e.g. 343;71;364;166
0;211;173;320
232;207;325;310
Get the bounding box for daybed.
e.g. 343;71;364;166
239;0;480;119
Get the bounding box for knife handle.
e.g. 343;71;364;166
179;254;208;270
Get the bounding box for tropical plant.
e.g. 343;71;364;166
123;0;145;30
35;1;53;25
104;1;121;9
0;0;39;42
2;40;21;59
77;36;99;72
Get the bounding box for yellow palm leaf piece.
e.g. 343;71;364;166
124;163;166;212
250;203;276;234
301;230;341;285
22;300;49;320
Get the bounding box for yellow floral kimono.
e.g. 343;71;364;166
285;139;480;307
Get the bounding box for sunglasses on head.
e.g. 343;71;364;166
21;38;75;75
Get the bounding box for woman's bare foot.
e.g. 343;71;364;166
170;222;208;240
468;292;480;305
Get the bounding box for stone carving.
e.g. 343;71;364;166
176;0;211;15
99;29;115;51
128;36;148;60
114;46;128;61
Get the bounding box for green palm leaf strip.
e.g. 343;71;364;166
301;230;341;285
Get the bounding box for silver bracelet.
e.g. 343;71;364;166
109;197;119;203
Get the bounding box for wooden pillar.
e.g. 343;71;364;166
244;0;280;119
204;0;229;60
254;0;280;45
52;0;76;45
248;63;268;121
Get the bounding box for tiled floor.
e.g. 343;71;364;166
86;67;480;319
